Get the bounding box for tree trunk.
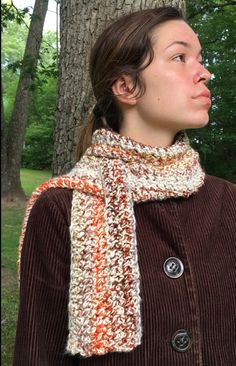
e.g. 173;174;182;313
53;0;186;176
3;0;49;202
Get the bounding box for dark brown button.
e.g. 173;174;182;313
163;257;184;278
171;329;192;352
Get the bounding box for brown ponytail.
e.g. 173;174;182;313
76;112;94;161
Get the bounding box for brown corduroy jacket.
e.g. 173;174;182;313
13;175;236;366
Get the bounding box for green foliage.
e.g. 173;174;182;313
1;2;30;30
2;16;28;121
2;11;58;170
2;72;18;122
186;0;236;182
1;14;28;66
21;73;57;169
38;31;59;80
22;120;54;170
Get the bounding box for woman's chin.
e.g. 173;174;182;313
186;112;210;129
194;118;209;129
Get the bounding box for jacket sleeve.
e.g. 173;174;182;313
13;188;79;366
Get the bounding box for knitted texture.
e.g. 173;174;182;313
18;128;205;358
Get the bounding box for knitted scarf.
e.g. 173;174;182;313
18;128;205;358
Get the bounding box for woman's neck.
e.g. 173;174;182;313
119;119;177;148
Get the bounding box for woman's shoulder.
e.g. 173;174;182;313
37;186;73;202
204;174;236;192
202;174;236;203
30;187;73;226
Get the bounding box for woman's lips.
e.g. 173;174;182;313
192;89;211;105
193;95;212;105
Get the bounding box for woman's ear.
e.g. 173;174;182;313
112;75;137;106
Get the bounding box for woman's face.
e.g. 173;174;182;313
136;20;212;132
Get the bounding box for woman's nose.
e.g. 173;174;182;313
194;66;212;84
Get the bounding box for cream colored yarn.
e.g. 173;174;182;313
19;128;205;358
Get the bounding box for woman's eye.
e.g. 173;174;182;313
173;54;185;62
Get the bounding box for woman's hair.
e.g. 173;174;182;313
77;6;184;160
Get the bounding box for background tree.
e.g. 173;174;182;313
2;0;49;202
21;31;58;170
2;14;28;121
1;1;28;198
52;0;186;176
2;17;58;172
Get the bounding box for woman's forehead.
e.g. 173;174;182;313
151;20;201;51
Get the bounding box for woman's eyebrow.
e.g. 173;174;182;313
164;41;202;55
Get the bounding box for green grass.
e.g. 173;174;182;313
20;168;51;197
2;208;24;272
1;287;19;366
1;169;51;366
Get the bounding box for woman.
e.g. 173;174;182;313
13;6;236;366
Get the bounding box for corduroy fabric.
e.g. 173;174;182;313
17;128;206;357
13;175;236;366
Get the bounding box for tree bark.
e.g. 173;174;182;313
3;0;49;201
53;0;186;176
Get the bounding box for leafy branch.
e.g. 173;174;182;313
187;1;236;20
1;1;57;51
1;2;30;30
